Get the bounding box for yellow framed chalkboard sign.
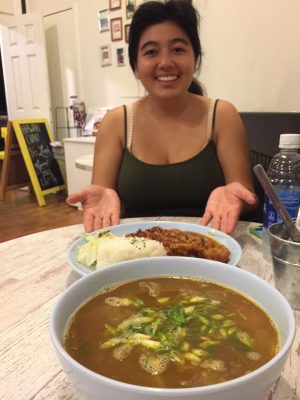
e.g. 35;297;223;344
12;119;65;206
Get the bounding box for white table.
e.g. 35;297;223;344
0;217;299;399
75;154;93;171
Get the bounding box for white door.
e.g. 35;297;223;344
43;7;81;140
0;13;52;123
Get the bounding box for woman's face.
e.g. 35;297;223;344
135;21;196;100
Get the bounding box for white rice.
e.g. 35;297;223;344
96;235;167;268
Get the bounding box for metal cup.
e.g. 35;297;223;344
268;222;300;310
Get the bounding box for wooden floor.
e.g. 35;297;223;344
0;187;83;243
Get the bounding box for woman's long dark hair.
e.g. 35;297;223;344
128;0;204;95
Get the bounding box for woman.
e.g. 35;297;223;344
67;0;257;234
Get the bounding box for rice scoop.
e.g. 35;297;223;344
96;234;167;268
77;232;167;268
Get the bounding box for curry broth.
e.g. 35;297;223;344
64;277;278;388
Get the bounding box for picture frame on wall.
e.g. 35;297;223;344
126;0;136;19
124;24;130;43
100;44;112;66
98;9;109;32
116;48;125;66
111;17;123;41
109;0;121;11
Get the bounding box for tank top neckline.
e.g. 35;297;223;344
123;98;218;167
123;139;216;168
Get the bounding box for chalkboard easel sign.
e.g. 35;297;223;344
0;121;30;201
12;119;65;206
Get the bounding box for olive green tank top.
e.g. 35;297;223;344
117;99;225;217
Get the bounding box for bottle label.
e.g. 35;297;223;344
263;189;300;229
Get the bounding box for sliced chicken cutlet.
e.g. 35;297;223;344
126;226;230;263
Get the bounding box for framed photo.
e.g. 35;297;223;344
109;0;121;10
116;48;125;66
100;44;112;67
124;24;130;43
111;17;123;41
126;0;136;19
98;9;109;32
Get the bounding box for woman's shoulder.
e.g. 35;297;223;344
103;101;140;120
215;99;240;116
97;105;125;145
103;105;124;121
100;105;126;132
214;99;245;139
194;96;238;113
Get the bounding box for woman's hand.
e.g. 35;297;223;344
201;182;257;234
66;184;121;232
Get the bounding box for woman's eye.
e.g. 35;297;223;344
143;49;157;56
173;47;185;54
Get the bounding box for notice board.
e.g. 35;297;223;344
12;119;65;206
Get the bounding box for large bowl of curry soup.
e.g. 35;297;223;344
50;257;295;400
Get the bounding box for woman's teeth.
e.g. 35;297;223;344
157;75;178;81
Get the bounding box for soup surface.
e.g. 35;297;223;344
65;277;278;388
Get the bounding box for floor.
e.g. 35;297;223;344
0;187;83;243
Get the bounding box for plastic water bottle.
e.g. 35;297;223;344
262;133;300;258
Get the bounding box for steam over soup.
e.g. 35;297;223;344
64;277;279;388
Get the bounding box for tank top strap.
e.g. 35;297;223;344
206;98;219;140
123;105;127;146
124;103;134;150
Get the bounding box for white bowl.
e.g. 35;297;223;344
50;257;295;400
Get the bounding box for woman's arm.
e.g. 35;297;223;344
92;106;125;187
214;100;254;192
201;100;257;233
67;106;125;231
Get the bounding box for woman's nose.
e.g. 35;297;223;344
157;52;174;68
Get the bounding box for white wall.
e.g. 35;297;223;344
27;0;300;112
75;0;144;109
197;0;300;112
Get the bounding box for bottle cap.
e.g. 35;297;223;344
279;133;300;149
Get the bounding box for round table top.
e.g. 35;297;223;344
0;216;298;400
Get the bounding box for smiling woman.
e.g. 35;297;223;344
67;0;257;236
134;21;196;100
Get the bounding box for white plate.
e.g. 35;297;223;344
67;221;242;276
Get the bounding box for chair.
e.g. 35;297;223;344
248;150;273;222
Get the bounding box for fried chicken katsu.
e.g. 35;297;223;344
126;226;230;263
